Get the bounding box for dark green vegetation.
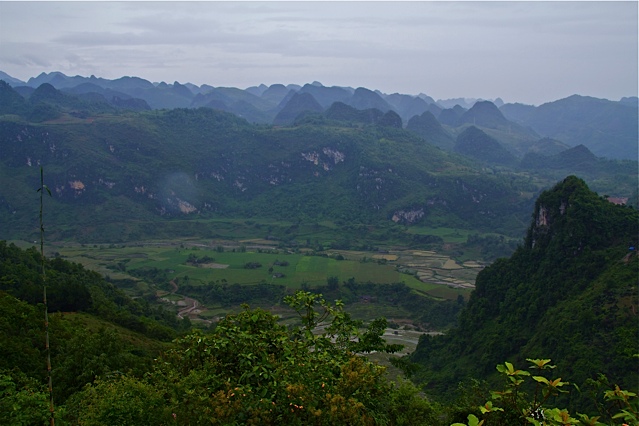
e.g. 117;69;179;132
0;243;177;423
47;241;472;331
0;241;188;339
0;79;636;248
1;177;637;424
454;126;518;167
0;241;441;425
410;177;638;416
64;293;439;425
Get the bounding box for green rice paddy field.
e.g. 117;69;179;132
45;241;478;300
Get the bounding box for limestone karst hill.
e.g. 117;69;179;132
411;176;638;407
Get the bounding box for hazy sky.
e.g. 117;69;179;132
0;1;637;105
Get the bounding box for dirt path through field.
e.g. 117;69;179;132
169;280;207;321
177;296;199;319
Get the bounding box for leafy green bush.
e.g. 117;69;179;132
451;358;638;426
66;292;441;425
0;371;50;426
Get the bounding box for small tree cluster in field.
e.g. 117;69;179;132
243;262;262;269
186;253;215;265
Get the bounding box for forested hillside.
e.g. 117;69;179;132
0;80;636;248
0;242;440;425
0;82;533;243
2;177;638;424
0;241;187;423
410;177;638;411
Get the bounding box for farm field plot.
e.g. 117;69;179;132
19;240;479;328
50;242;479;297
405;226;471;243
392;250;481;289
54;244;426;289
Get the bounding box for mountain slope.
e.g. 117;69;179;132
525;137;570;156
438;105;466;126
0;102;539;242
0;80;636;245
406;111;455;150
0;71;24;85
190;87;276;123
0;80;28;115
519;143;638;190
324;102;384;125
454;126;517;166
349;87;392;112
261;83;291;105
384;93;431;123
62;82;151;109
458;100;510;128
411;176;638;405
298;83;352;109
520;95;638;160
0;241;182;408
273;92;323;125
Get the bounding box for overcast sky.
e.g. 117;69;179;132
0;1;637;105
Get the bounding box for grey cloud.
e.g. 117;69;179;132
0;1;635;105
53;31;151;46
0;42;53;67
1;54;51;68
50;24;388;62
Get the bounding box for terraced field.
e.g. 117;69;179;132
395;250;480;289
22;239;482;324
329;248;481;291
43;240;482;293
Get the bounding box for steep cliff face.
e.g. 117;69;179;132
525;175;633;253
411;176;639;402
527;187;568;248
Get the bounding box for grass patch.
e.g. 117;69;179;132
162;294;183;302
51;242;476;304
405;226;471;243
60;312;172;354
426;286;472;301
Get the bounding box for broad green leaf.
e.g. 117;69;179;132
532;376;549;385
467;413;482;426
526;358;555;370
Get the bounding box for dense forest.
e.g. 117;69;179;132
1;177;637;425
410;177;638;412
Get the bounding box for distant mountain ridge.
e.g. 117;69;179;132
459;100;509;128
502;95;638;160
1;69;637;160
273;92;323;125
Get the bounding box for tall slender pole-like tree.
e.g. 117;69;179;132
38;166;54;425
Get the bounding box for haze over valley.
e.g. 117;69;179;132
0;2;637;424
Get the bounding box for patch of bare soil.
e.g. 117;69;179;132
199;263;230;269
